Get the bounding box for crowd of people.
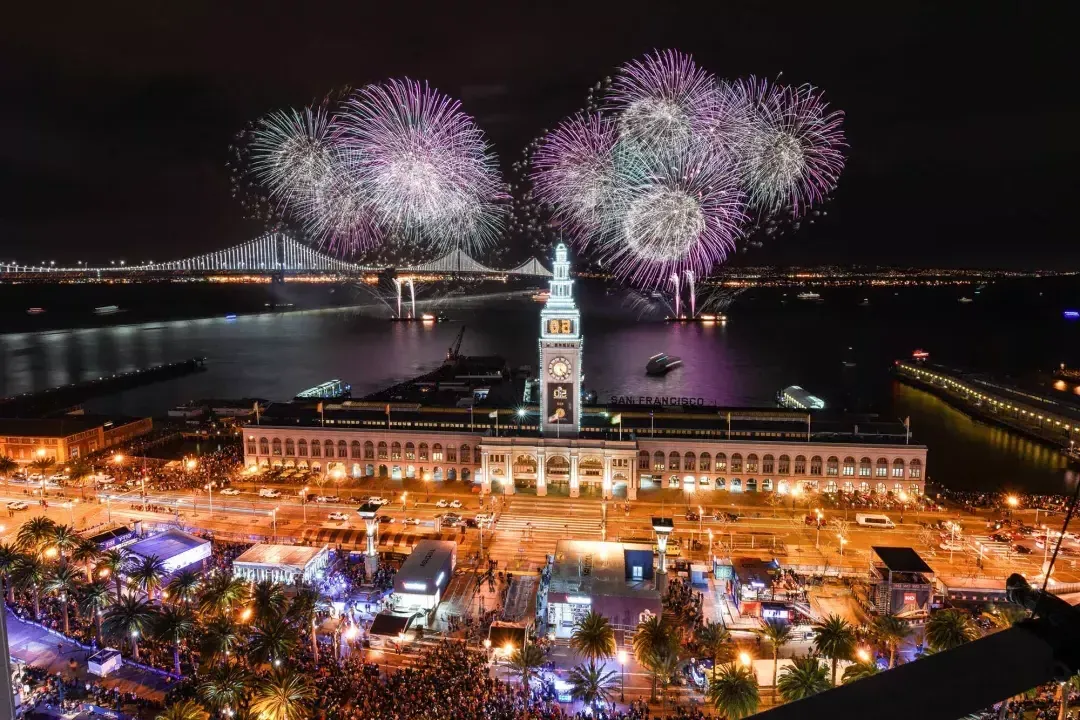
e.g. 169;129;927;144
12;664;165;718
663;577;703;629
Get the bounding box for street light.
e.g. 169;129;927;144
270;507;279;540
838;536;848;557
739;651;752;668
856;647;871;663
815;509;824;550
301;486;309;522
899;491;909;523
618;649;627;702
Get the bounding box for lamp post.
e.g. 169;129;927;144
618;649;627;702
301;486;309;523
423;472;431;502
502;643;514;683
205;481;215;517
838;536;847;558
62;500;76;526
790;486;803;518
698;505;704;548
899;491;909;524
815;509;824;550
1006;494;1019;519
141;475;147;512
270;507;278;541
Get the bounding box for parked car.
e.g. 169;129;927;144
436;499;450;508
449;499;463;508
989;532;1012;543
6;501;28;511
259;488;281;498
368;496;389;506
377;515;394;524
1012;544;1033;554
940;542;965;552
220;488;241;496
327;512;349;521
315;495;341;503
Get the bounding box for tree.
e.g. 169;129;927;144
201;615;245;667
199;572;250;618
981;603;1028;632
567;661;619;709
841;660;881;684
508;644;546;696
78;580;112;646
633;614;677;702
50;525;80;559
71;538;101;583
777;654;832;703
249;616;299;668
29;456;55;481
872;614;912;669
708;663;760;719
129;554;167;600
250;667;316;720
166;569;202;606
285;584;323;665
155;700;208;720
697;621;734;670
570;610;616;661
812;614;855;685
0;456;17;479
65;460;94;498
16;516;57;556
759;619;793;692
0;543;19;603
925;609;979;652
252;580;288;625
44;561;82;635
155;605;196;676
98;548;132;603
13;554;47;619
198;663;250;713
103;595;157;661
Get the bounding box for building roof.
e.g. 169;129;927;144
0;416;105;437
82;526;133;545
234;543;327;572
127;529;209;562
550;539;658;599
369;611;415;638
396;540;456;586
732;557;779;587
872;546;934;574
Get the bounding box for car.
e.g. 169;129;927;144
940;542;965;552
259;488;281;498
377;515;394;524
6;501;28;511
315;495;341;503
436;499;450;508
368;497;389;506
1012;544;1033;554
685;511;700;521
438;513;462;527
327;512;349;521
220;488;241;496
714;511;741;522
989;532;1012;543
1035;539;1046;549
475;513;493;523
401;517;421;526
449;499;463;509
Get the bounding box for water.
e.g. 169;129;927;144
1;280;1077;493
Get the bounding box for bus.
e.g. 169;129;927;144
855;513;896;529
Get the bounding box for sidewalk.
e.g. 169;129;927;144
5;609;173;702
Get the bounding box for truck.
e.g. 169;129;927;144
855;513;896;529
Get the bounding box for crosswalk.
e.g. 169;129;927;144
488;500;604;560
968;535;1014;557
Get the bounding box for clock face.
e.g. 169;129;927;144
548;356;571;380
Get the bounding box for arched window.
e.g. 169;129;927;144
271;438;282;456
337;440;347;458
859;457;871;477
364;441;375;460
684;452;696;471
638;451;650;470
405;442;416;461
909;459;922;478
909;483;921;495
731;454;743;473
715;453;726;472
778;455;790;474
447;468;457;481
259;437;269;455
298;439;308;457
377;441;388;460
762;478;773;491
418;443;429;461
460;444;470;465
432;443;443;461
351;441;362;459
875;482;887;495
310;440;321;458
433;466;443;482
653;451;665;472
378;465;388;478
859;481;870;493
546;456;570;475
843;481;854;493
762;455;774;474
462;469;471;482
794;455;806;474
876;458;888;477
365;464;374;477
825;481;838;494
391;442;402;461
668;452;680;471
893;483;903;495
473;447;481;464
324;440;334;458
447;445;457;463
700;452;711;471
716;477;726;490
892;458;905;478
842;457;855;476
285;439;295;456
810;456;823;475
746;454;758;473
747;478;758;492
826;456;839;476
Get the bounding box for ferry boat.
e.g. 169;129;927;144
665;313;727;324
26;307;46;315
777;385;825;410
958;297;974;304
94;305;121;315
646;353;682;376
797;291;822;301
531;291;550;303
390;312;448;323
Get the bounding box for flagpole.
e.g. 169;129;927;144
618;418;622;441
650;411;654;438
807;413;811;442
470;405;474;431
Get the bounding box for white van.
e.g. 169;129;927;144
855;513;896;529
259;488;281;498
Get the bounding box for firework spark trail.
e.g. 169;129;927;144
249;106;338;206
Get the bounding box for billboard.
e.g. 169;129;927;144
546;382;574;424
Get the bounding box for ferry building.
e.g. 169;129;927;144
243;245;927;501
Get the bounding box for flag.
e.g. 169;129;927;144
488;410;498;419
904;416;910;429
611;413;622;424
316;402;323;414
386;404;391;415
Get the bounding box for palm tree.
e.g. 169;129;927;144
0;456;17;480
759;619;793;692
250;667;316;720
44;561;82;634
777;654;832;702
197;664;249;716
567;661;619;709
13;554;47;619
812;614;855;685
155;604;195;676
251;580;287;625
0;543;19;603
78;580;112;646
165;569;202;606
50;524;80;559
198;663;250;713
103;595;157;661
249;616;299;668
872;614;912;669
707;663;760;720
199;572;250;618
570;610;616;661
155;699;207;720
285;584;322;664
129;554;167;600
925;609;979;652
98;548;132;602
29;456;54;482
65;460;94;498
981;603;1028;632
16;516;57;555
697;621;734;670
71;539;100;583
201;615;245;667
841;660;881;684
508;643;546;696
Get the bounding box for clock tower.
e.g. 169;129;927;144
540;243;582;436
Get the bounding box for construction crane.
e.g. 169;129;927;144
446;325;466;363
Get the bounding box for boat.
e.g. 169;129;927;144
531;291;550;303
665;313;727;324
646;353;682;376
912;349;930;360
26;307;45;315
225;314;237;320
858;298;870;307
958;297;974;304
94;305;121;315
797;291;822;301
390;313;448;323
777;385;825;410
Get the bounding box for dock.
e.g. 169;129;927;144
0;357;207;418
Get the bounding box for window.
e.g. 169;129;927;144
778;455;789;474
364;441;374;460
405;442;416;461
432;443;443;461
639;451;650;470
378;442;388;460
631;565;644;580
247;442;257;455
859;457;871;477
418;443;429;461
746;454;758;473
892;459;905;478
311;441;321;458
654;451;665;472
325;440;335;458
810;456;822;475
298;439;308;457
351;441;362;459
715;453;726;472
794;455;806;474
700;452;711;471
460;445;470;465
259;438;269;455
447;445;457;463
731;454;742;473
684;452;696;471
668;452;680;471
285;439;295;456
474;447;482;464
391;442;402;461
762;455;774;474
826;456;838;476
842;457;855;477
909;459;922;478
876;458;888;477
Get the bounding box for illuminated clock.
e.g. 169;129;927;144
548;357;571;380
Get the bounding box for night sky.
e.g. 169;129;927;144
1;2;1072;268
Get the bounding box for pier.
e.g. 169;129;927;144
894;359;1080;451
0;357;207;417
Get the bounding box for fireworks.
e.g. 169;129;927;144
531;50;846;286
249;106;338;207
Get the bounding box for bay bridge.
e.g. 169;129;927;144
0;233;553;281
